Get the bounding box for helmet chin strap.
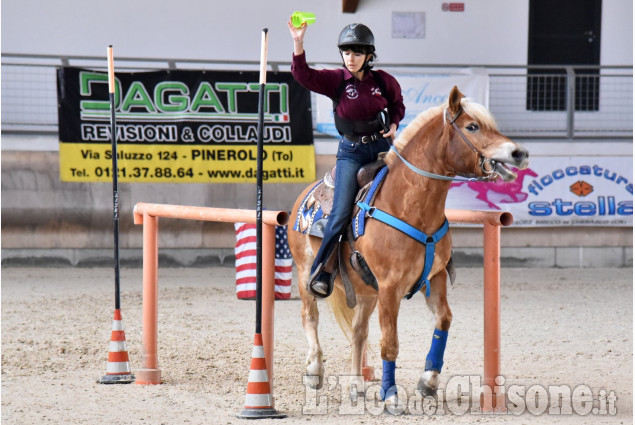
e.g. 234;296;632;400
361;52;372;71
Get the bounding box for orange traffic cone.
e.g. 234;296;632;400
236;333;286;419
362;348;375;381
98;309;135;384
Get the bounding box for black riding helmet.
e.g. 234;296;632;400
337;24;376;71
337;23;375;51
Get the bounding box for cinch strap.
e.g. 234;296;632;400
353;166;389;239
425;328;449;372
380;360;397;401
357;201;449;298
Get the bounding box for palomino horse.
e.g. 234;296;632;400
288;86;529;407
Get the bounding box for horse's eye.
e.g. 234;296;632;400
466;123;479;132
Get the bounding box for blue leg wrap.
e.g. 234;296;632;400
380;360;397;400
425;329;448;372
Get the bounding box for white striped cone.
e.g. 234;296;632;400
98;309;134;384
244;333;272;408
236;333;286;418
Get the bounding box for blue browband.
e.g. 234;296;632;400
356;200;449;298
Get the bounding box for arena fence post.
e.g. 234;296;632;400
482;221;506;412
444;209;512;412
261;223;276;388
134;212;161;385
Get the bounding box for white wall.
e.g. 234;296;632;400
601;0;634;65
2;0;630;66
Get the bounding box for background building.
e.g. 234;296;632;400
2;0;632;267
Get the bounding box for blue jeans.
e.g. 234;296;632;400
311;136;391;275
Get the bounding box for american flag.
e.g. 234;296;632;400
234;223;293;300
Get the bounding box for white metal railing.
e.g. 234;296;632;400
1;53;632;139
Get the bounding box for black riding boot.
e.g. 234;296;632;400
306;242;339;298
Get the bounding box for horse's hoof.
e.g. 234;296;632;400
384;392;406;415
418;370;439;397
303;374;323;390
417;377;438;397
349;383;364;402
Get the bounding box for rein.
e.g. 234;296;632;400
390;108;498;183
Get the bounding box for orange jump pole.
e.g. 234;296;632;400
135;212;160;385
445;209;512;412
261;222;276;391
132;203;289;387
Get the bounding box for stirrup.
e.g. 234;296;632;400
306;264;336;299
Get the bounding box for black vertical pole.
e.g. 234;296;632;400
107;46;121;311
255;29;268;335
237;27;285;419
98;45;134;385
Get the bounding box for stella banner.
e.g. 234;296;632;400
446;156;633;227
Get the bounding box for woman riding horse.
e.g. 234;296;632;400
287;18;405;299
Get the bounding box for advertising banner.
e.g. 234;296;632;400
446;156;633;227
315;70;489;138
57;67;315;183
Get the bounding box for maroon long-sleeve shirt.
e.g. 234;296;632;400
291;51;405;129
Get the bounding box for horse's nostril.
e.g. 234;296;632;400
512;149;528;162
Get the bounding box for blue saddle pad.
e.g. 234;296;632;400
292;181;325;235
293;166;390;239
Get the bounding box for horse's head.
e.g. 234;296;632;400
444;86;529;182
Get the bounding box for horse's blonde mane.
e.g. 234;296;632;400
390;98;498;155
391;104;444;152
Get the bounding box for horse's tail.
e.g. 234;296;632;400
326;281;355;343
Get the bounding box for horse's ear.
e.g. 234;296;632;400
448;86;465;116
